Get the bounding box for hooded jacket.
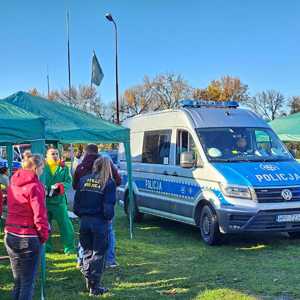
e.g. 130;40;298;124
72;153;121;190
5;169;49;243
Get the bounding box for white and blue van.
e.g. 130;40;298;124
118;100;300;245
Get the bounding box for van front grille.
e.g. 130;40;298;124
254;187;300;203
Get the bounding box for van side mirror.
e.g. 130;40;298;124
196;157;204;168
180;152;194;168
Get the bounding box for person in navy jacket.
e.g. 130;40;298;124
74;156;116;297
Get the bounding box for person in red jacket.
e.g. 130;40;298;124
4;154;49;300
0;189;3;231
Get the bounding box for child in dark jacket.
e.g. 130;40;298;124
74;156;116;297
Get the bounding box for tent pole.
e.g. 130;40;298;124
6;144;13;177
124;141;133;239
31;140;47;300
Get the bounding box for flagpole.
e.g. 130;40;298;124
91;50;95;89
46;66;50;99
67;11;72;98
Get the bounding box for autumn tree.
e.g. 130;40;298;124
28;88;40;97
122;83;156;116
289;96;300;114
245;90;286;120
193;76;249;102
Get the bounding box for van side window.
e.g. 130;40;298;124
176;130;198;165
142;130;171;164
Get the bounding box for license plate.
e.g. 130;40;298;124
276;214;300;223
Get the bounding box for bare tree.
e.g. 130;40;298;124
121;72;192;117
246;90;286;120
50;85;105;118
146;73;192;109
289;96;300;114
103;97;129;123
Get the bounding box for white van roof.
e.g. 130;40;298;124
184;107;269;128
124;106;269;130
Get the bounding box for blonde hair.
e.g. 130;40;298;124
22;154;44;170
23;150;32;160
92;156;112;189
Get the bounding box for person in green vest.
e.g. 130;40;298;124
45;147;75;254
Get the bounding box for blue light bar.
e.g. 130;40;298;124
179;99;239;109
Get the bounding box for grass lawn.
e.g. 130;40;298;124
1;206;300;300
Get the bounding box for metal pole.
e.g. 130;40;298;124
47;66;50;99
67;11;72;99
113;20;120;124
106;14;120;124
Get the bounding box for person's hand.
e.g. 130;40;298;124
39;235;48;244
55;183;65;195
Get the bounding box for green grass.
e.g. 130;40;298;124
1;207;300;299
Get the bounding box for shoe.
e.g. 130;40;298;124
89;286;109;296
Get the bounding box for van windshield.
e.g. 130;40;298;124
196;127;293;162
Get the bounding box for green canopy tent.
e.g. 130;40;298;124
3;91;135;300
2;91;134;237
0;101;45;174
269;112;300;142
0;100;46;299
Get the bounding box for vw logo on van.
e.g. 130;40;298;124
259;164;279;172
281;189;293;201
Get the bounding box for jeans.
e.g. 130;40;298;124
79;216;108;286
5;233;41;300
106;221;116;265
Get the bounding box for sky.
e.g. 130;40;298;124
1;0;300;103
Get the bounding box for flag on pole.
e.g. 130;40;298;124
91;52;104;86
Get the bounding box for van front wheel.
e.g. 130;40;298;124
125;195;144;223
199;205;222;245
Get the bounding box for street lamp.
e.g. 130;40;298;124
105;13;120;124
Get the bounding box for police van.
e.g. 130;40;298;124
117;100;300;245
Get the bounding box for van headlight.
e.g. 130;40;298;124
220;183;252;199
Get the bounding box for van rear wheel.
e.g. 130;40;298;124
199;205;223;245
125;195;144;223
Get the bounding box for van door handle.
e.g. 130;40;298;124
172;172;178;176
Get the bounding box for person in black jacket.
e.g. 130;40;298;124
74;156;116;297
